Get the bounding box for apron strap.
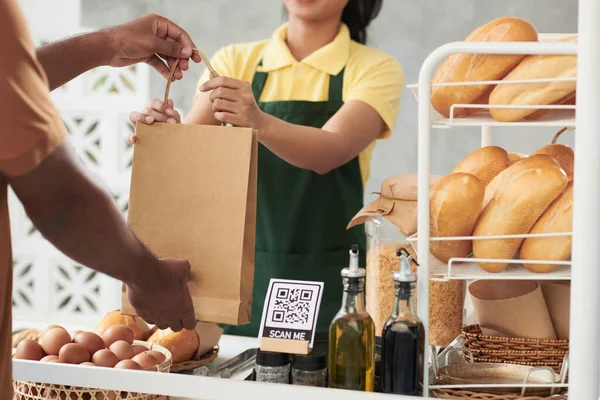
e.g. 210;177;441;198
251;59;268;101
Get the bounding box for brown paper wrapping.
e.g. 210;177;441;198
540;281;570;340
469;280;556;339
194;322;223;358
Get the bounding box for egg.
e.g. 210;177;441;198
73;332;105;355
40;328;72;355
131;345;147;356
109;340;134;361
15;339;45;360
91;349;119;368
131;352;157;370
144;350;166;365
40;324;66;336
59;343;90;364
40;355;60;362
71;330;82;340
102;325;134;347
114;360;141;370
80;362;96;366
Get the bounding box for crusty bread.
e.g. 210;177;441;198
147;328;199;364
95;310;150;341
532;144;574;181
452;146;511;186
508;152;528;164
483;154;561;210
525;91;576;121
521;182;573;273
489;36;577;122
473;165;568;272
430;173;485;263
431;17;538;118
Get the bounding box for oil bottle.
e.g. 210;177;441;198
381;248;424;395
328;244;375;391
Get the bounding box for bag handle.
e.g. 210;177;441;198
163;48;218;104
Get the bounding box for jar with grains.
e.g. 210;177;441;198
255;350;290;384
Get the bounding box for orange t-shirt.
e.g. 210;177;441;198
0;0;66;396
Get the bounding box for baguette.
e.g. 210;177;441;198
95;310;150;341
532;144;574;181
147;328;199;364
473;165;568;272
525;91;576;121
452;146;510;186
508;152;528;164
430;173;485;263
521;182;573;273
431;17;538;118
483;154;561;210
489;36;577;122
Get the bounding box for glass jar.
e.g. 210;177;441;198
291;352;327;387
255;350;290;384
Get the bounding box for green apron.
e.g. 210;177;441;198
222;60;366;337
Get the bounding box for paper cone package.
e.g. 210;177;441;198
540;281;570;340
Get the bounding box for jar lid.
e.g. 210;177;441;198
256;349;290;367
292;352;327;371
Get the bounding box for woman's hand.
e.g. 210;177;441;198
200;77;267;129
128;98;181;144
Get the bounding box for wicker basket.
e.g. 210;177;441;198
430;388;566;399
169;345;219;373
461;325;569;373
13;340;172;400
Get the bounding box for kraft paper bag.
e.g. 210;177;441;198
121;50;257;325
469;280;556;339
540;281;570;340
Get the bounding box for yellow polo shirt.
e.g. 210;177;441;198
195;23;404;185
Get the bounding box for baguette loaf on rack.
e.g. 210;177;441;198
452;146;511;186
430;173;485;263
482;154;561;210
508;152;528;164
521;182;573;273
532;144;574;181
489;36;577;122
525;91;576;121
431;17;538;118
473;164;568;272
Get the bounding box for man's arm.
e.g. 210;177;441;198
37;13;202;91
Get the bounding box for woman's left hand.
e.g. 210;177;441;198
199;77;266;129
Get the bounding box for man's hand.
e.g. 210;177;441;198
125;258;196;332
101;13;202;81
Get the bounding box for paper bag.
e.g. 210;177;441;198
540;281;570;340
469;280;556;339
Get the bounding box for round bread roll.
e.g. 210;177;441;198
508;152;528;165
521;182;573;273
95;310;150;341
431;17;538;118
452;146;510;186
147;328;199;364
532;143;574;181
430;173;485;263
473;165;568;272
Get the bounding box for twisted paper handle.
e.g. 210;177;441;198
163;48;218;104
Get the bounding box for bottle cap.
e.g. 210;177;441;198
292;352;327;371
341;244;366;278
393;248;417;283
256;349;290;367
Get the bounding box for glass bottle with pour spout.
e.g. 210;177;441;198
328;244;375;391
381;248;424;395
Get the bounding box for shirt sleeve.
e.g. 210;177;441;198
344;52;405;139
194;45;238;102
0;0;66;177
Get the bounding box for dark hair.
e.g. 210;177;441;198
342;0;383;44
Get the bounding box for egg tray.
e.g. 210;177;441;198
13;340;172;400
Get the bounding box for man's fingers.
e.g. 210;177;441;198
169;319;184;333
182;314;197;331
129;111;154;125
145;55;170;80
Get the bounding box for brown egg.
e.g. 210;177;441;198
59;343;91;364
15;339;45;360
40;355;60;362
73;332;105;355
102;325;134;347
131;345;147;356
80;362;96;366
71;330;83;340
144;350;166;365
40;328;72;355
114;360;141;370
109;340;134;361
131;352;157;370
91;349;119;368
40;324;66;336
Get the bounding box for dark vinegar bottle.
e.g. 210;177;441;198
381;249;424;396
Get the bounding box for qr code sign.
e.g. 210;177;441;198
265;282;321;330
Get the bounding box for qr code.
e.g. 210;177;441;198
265;282;321;329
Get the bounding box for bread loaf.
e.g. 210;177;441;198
521;182;573;273
532;144;574;181
508;152;527;164
489;36;577;122
483;154;561;210
147;328;199;364
452;146;510;186
430;173;485;263
95;310;150;340
473;165;568;272
431;17;538;118
525;91;576;121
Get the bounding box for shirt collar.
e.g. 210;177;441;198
262;23;351;76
